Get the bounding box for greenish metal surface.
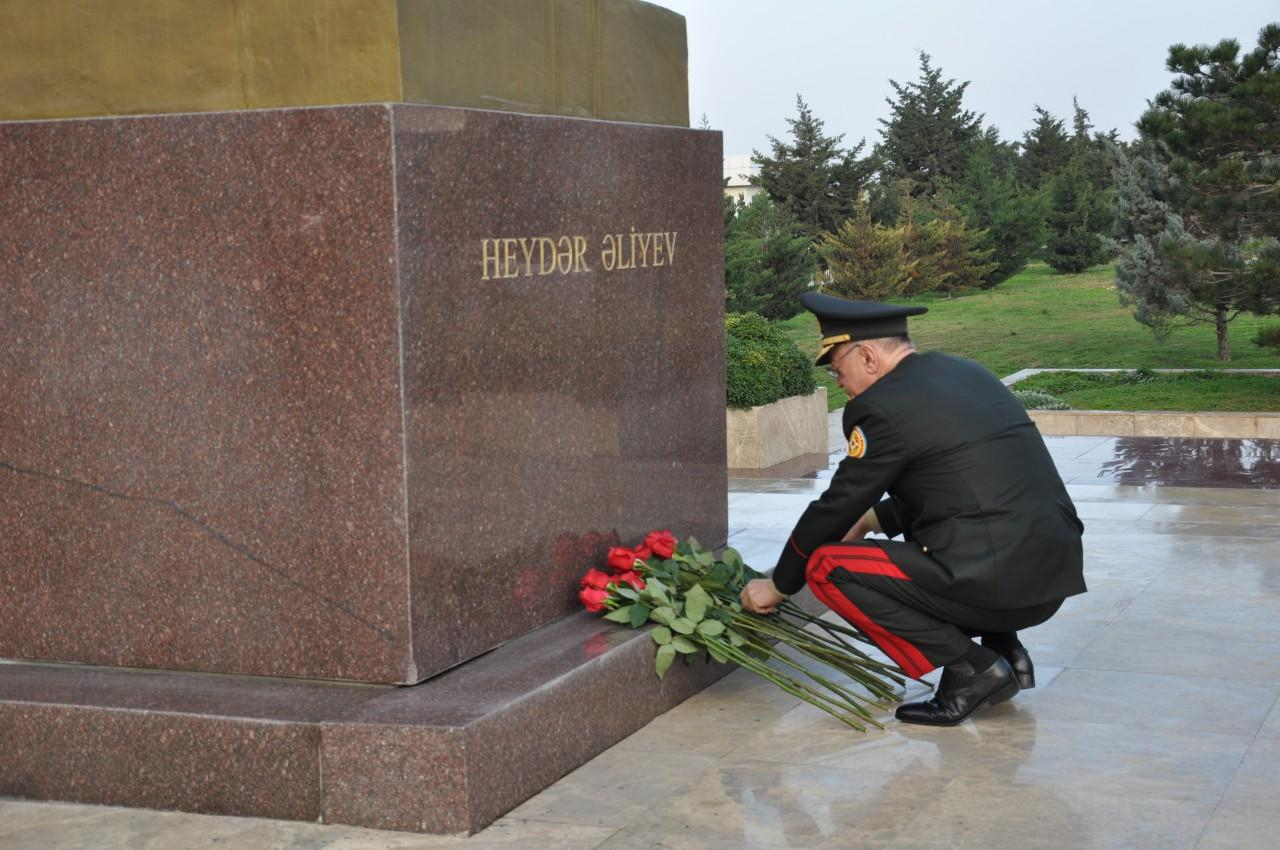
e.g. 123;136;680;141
397;0;688;126
0;0;404;120
0;0;687;125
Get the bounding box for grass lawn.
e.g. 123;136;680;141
1012;370;1280;412
774;263;1280;411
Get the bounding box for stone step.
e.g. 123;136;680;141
0;611;730;835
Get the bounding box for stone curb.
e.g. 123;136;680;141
1027;409;1280;438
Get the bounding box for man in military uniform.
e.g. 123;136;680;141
741;292;1086;726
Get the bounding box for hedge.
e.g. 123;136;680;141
726;312;816;409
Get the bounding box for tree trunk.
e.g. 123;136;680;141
1216;302;1231;362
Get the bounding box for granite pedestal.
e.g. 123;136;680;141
0;103;725;684
0;101;727;831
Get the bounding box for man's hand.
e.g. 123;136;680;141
741;578;785;614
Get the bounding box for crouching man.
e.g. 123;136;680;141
741;292;1086;726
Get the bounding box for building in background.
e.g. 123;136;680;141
723;154;762;206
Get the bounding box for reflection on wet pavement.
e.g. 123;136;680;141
1097;438;1280;489
733;436;1280;493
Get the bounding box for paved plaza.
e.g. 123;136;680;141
4;427;1279;849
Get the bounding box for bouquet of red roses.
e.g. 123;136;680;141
579;529;905;731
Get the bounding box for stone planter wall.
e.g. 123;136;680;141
727;387;828;469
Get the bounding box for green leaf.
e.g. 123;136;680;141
696;619;725;637
706;642;730;663
629;603;651;628
650;606;676;626
651;626;673;645
685;536;703;553
671;636;698;654
655;644;676;678
727;628;746;647
670;617;696;635
684;585;712;623
603;605;634;624
722;547;744;569
645;581;670;605
695;550;715;567
614;587;639;601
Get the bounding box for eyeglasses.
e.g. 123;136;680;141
826;343;862;380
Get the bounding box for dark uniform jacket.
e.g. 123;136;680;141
773;352;1086;609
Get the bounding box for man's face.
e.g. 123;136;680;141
829;342;877;398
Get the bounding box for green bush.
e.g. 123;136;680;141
726;312;817;409
1011;389;1070;410
1254;323;1280;352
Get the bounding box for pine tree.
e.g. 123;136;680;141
1017;106;1072;189
1022;98;1115;273
876;53;983;199
724;195;817;320
1045;156;1110;273
977;125;1021;178
1069;97;1118;211
1070;97;1093;146
942;134;1045;286
751;96;875;242
820;204;913;300
1114;23;1280;360
899;198;997;296
1109;142;1196;335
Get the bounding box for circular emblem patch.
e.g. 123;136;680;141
847;426;868;459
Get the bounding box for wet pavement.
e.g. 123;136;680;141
4;432;1280;849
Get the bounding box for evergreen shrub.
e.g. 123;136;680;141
1254;323;1280;353
725;312;817;409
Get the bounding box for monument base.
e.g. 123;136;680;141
0;613;731;835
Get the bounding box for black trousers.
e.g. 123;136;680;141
805;541;1063;678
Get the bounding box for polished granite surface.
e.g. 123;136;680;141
1;103;725;684
5;431;1279;848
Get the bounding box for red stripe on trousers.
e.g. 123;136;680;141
806;547;935;678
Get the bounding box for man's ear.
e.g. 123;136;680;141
859;342;879;372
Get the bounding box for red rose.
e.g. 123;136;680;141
579;587;609;612
614;571;646;591
635;544;653;562
606;546;641;573
580;569;612;590
645;529;677;559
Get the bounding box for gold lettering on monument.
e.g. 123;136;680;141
480;229;677;281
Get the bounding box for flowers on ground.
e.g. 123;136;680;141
579;530;905;731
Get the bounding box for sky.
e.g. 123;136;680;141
658;0;1279;156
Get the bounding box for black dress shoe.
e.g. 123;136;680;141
895;657;1020;726
1001;644;1035;690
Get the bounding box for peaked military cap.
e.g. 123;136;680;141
801;291;928;365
